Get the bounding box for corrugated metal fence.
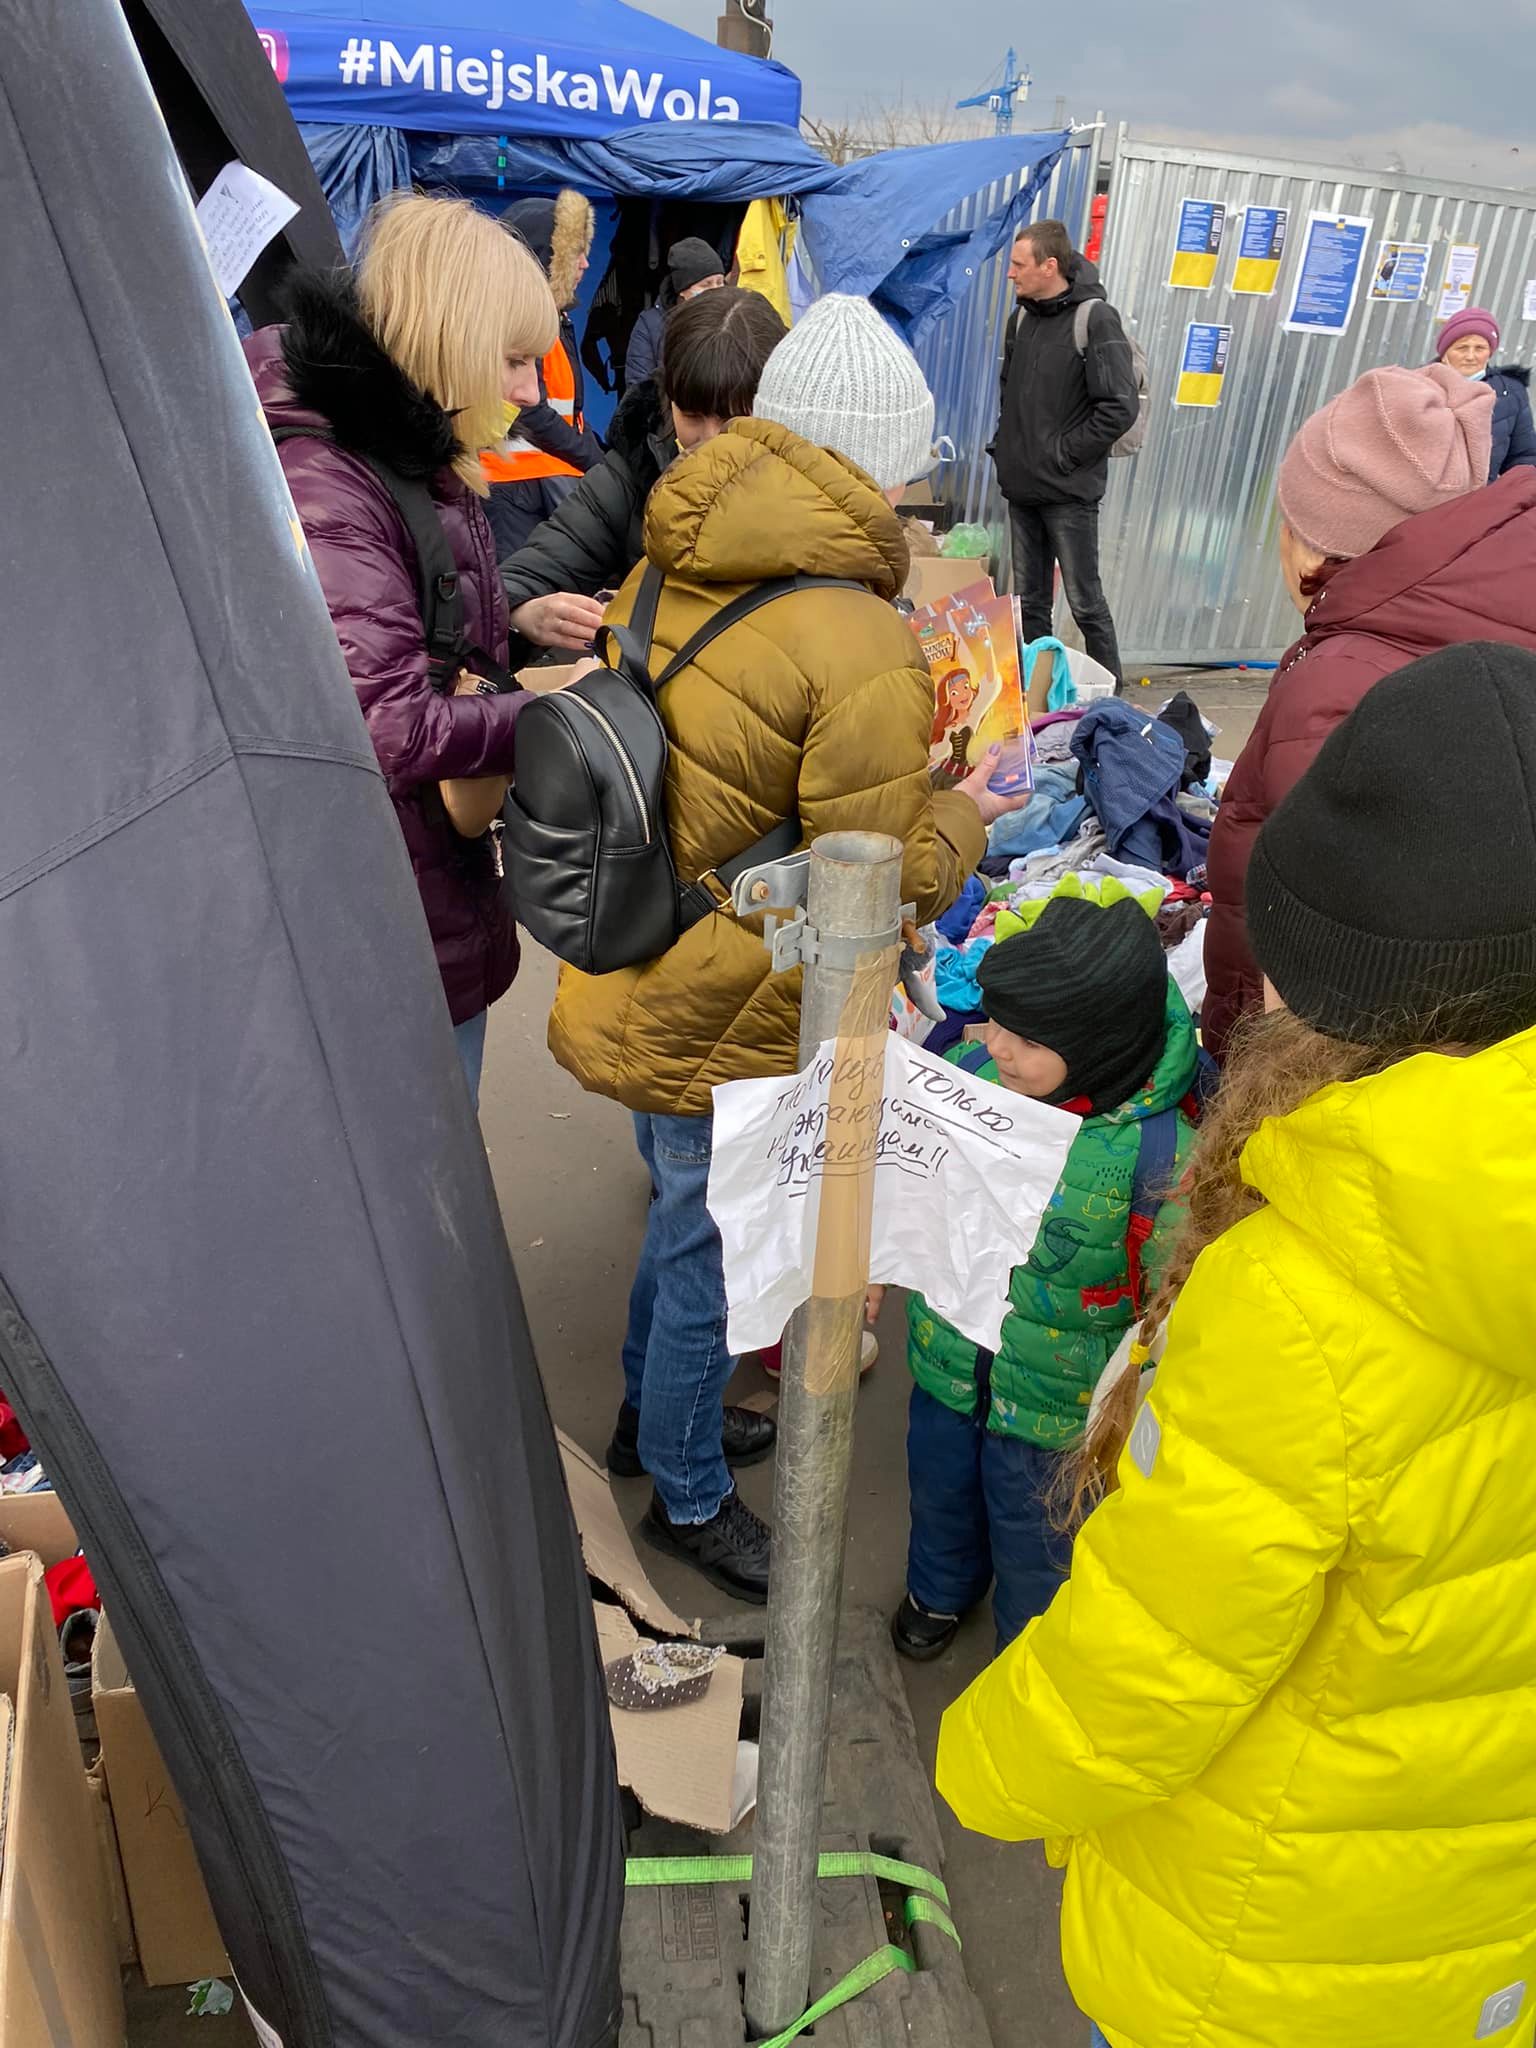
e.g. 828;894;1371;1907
916;130;1100;541
1098;134;1536;663
922;130;1536;664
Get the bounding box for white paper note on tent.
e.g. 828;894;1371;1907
195;161;300;298
709;1036;1080;1356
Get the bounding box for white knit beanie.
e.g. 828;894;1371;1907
752;293;936;491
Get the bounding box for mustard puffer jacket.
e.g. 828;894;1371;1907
548;419;986;1115
937;1027;1536;2048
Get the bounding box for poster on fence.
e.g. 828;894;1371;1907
1369;240;1431;303
708;1035;1080;1355
1175;322;1233;408
1283;213;1372;336
1231;206;1288;295
1436;243;1481;320
1168;198;1227;289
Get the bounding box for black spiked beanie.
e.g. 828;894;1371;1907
978;895;1171;1110
1246;641;1536;1046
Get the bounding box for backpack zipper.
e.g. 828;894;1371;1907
560;693;653;841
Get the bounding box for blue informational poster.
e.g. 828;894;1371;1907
1231;205;1288;295
1283;212;1373;336
1369;240;1431;302
1175;322;1233;407
1168;197;1227;289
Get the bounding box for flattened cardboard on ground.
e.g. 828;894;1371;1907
557;1432;696;1637
594;1604;745;1833
903;557;995;607
0;1553;125;2046
92;1612;228;1987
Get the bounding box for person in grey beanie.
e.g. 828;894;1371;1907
549;291;1028;1603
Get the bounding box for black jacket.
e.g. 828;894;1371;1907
1489;365;1536;480
993;256;1138;507
499;376;676;658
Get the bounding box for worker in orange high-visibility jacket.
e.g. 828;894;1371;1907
486;190;605;560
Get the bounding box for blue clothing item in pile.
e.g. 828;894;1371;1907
986;762;1089;860
1070;700;1211;879
934;936;993;1015
936;875;987;944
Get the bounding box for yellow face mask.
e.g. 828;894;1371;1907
501;398;521;429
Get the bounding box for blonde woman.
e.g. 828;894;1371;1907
246;195;556;1100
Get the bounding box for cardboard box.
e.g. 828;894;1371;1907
0;1554;125;2045
0;1494;79;1573
85;1765;135;1970
92;1615;227;1988
903;556;994;608
557;1432;695;1637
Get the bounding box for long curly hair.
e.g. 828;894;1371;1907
1059;1004;1497;1526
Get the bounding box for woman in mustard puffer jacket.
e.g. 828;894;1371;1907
550;294;1013;1604
939;641;1536;2048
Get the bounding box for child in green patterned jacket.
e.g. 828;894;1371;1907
888;894;1201;1658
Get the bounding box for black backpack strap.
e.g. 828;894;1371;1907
270;426;470;690
654;574;869;688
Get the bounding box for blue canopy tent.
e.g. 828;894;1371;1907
244;0;1066;430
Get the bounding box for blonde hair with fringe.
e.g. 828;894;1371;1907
357;194;557;495
1059;1004;1501;1528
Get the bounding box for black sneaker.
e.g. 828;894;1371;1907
891;1593;960;1662
640;1489;772;1604
606;1402;778;1480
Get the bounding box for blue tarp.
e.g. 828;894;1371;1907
245;0;801;139
408;123;1071;342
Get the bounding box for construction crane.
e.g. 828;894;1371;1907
957;47;1030;134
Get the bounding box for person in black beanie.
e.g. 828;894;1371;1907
889;892;1203;1660
625;236;728;391
932;642;1536;2048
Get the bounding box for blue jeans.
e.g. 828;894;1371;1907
1089;2027;1110;2047
905;1380;1073;1652
622;1113;735;1525
453;1011;487;1106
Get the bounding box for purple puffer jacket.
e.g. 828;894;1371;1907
244;273;525;1026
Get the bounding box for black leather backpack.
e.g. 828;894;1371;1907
503;563;864;975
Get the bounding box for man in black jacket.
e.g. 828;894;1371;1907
994;220;1138;687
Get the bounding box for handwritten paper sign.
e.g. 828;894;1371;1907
708;1036;1081;1356
195;161;300;298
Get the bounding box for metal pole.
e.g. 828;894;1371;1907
743;831;904;2039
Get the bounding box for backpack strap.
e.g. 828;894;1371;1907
1072;300;1095;357
1126;1105;1179;1317
270;426;473;691
597;569;874;931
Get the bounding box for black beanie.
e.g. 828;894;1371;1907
667;237;724;297
1247;641;1536;1046
978;896;1171;1110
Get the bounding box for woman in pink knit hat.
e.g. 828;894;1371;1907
1434;306;1536;481
1204;360;1536;1054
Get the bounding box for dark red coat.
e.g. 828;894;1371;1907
1206;469;1536;1055
245;275;525;1026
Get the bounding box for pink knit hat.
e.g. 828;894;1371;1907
1437;305;1500;358
1277;362;1494;559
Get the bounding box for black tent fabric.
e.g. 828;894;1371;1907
122;0;343;322
0;6;622;2044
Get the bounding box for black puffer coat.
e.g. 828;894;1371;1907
499;376;676;662
1489;365;1536;479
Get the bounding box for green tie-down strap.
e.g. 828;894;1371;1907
622;1849;961;2048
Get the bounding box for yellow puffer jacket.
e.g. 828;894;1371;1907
937;1027;1536;2048
549;419;986;1115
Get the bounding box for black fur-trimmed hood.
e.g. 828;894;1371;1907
255;269;461;480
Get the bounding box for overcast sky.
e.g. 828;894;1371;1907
644;0;1535;186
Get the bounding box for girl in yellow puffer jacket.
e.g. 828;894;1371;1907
937;641;1536;2048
